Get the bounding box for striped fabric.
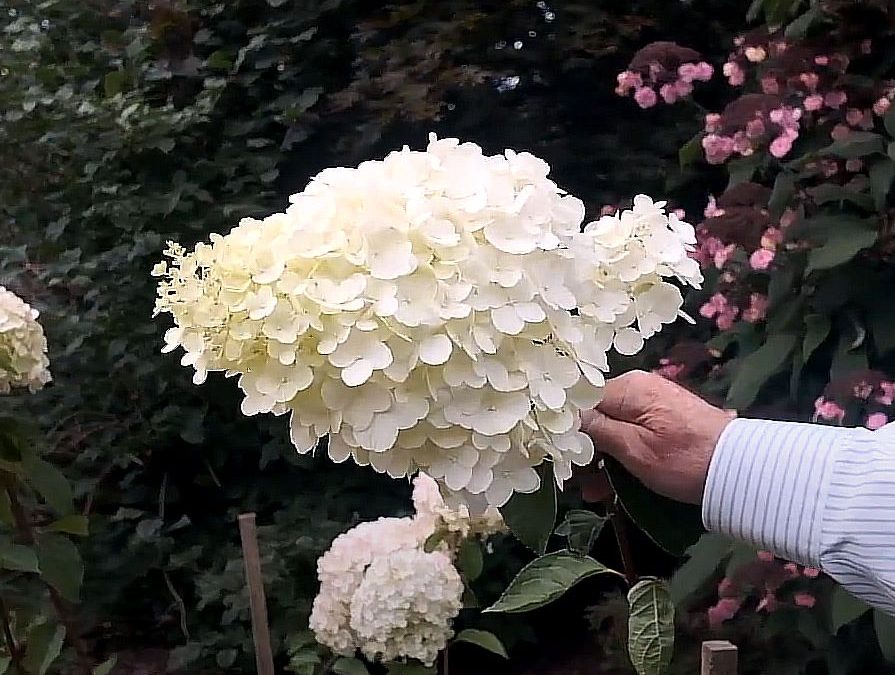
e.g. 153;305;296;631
703;417;895;615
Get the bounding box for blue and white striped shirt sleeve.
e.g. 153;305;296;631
703;417;895;615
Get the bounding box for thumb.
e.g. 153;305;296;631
579;408;648;472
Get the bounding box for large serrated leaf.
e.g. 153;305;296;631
23;455;74;516
806;226;878;273
555;509;608;554
627;578;675;675
802;314;831;362
333;657;369;675
499;464;555;554
454;629;509;658
830;586;870;633
821;132;885;159
485;550;621;614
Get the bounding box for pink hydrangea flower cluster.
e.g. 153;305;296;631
702;99;803;164
707;551;820;628
615;41;713;109
813;372;895;429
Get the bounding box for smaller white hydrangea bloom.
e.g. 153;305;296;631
0;287;51;394
349;548;463;666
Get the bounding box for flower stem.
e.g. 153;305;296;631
609;505;637;585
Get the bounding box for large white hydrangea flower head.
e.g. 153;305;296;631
0;287;51;394
412;471;504;540
154;134;701;507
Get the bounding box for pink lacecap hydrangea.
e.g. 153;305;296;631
793;592;816;608
874;97;891;116
876;381;895;405
723;61;745;86
757;550;775;562
708;597;742;628
804;94;824;111
702;134;736;164
825;90;847;108
634;86;658;108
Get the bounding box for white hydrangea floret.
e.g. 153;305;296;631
154;135;701;508
0;287;51;394
412;472;504;539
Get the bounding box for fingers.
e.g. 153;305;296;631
596;370;661;422
579;408;648;473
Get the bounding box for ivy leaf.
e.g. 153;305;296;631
45;514;89;537
454;629;509;659
821;132;885;159
875;609;895;662
725;333;798;409
333;658;370;675
554;510;608;554
806;226;878;273
785;6;821;38
669;534;733;606
627;578;675;675
606;457;704;556
36;533;84;602
0;541;39;573
22;622;65;675
485;550;622;614
499;464;556;554
23;455;74;515
869;158;895;212
457;540;484;582
830;586;870;633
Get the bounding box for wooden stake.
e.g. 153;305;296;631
238;513;275;675
701;640;738;675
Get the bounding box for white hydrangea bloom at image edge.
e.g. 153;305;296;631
0;286;51;394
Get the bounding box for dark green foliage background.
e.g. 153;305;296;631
7;0;889;673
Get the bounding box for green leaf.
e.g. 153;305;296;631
103;71;127;97
875;609;895;662
768;172;796;217
45;514;89;537
554;510;608;554
803;314;831;362
885;106;895;138
830;586;870;633
821;132;885;159
457;539;484;582
669;534;733;606
23;455;74;515
807;226;878;273
678;133;704;169
785;6;821;38
22;622;65;675
485;550;621;614
36;533;84;602
454;629;509;659
0;541;39;573
726;333;798;409
168;643;202;671
93;657;117;675
727;155;761;187
869;158;895;212
499;464;556;554
606;457;704;556
627;578;675;675
806;184;873;211
333;657;370;675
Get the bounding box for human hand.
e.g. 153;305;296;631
579;370;735;504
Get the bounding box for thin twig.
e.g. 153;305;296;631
609;503;637;585
163;571;190;640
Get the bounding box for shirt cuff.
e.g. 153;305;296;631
702;417;848;567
